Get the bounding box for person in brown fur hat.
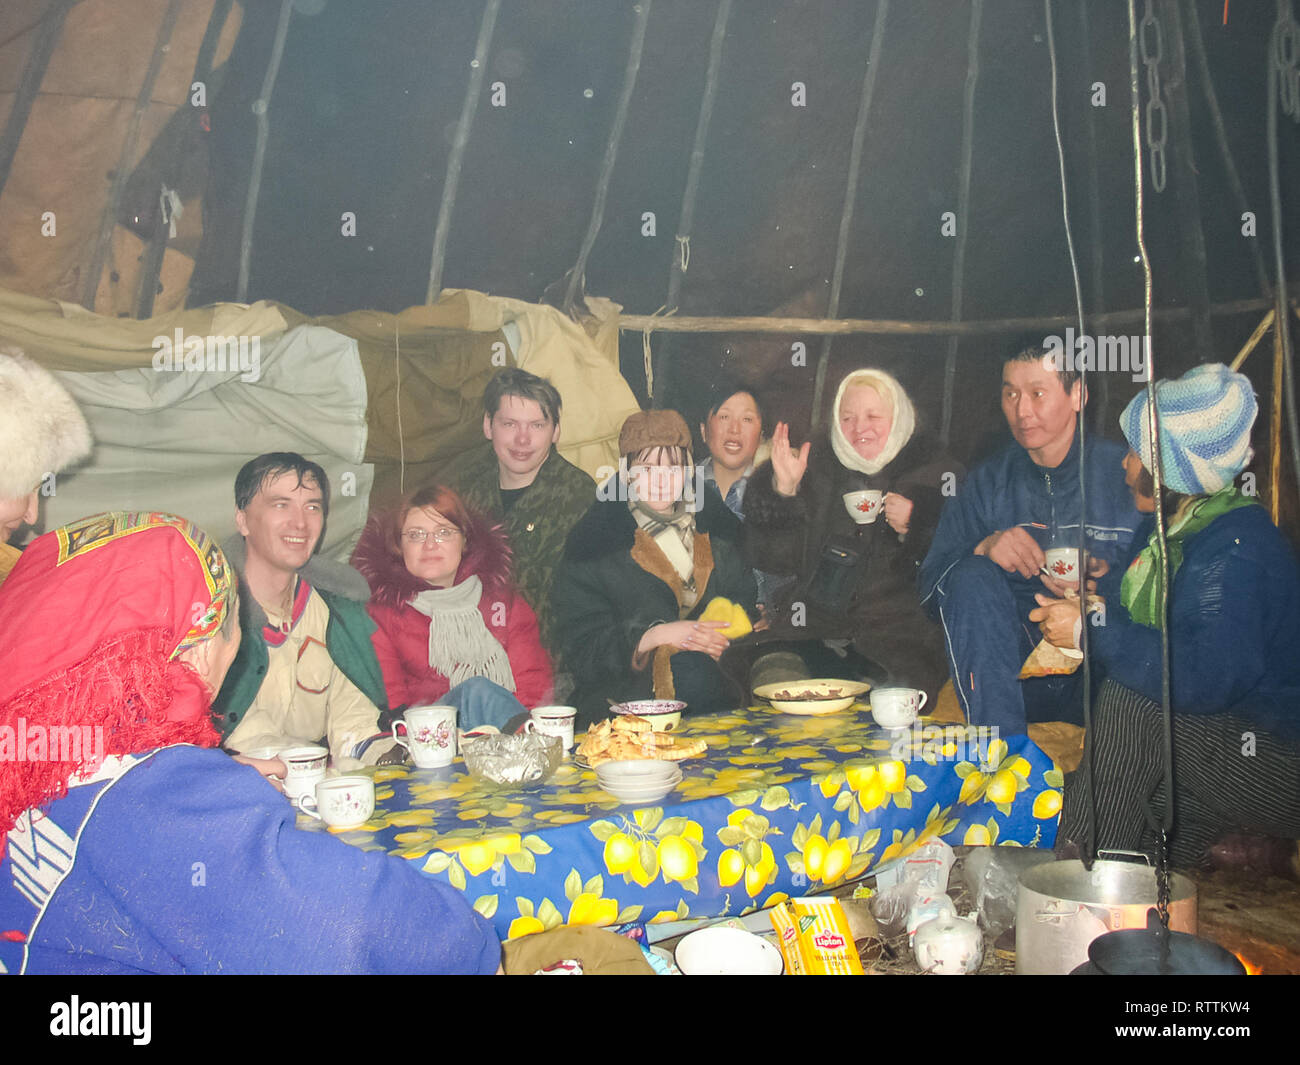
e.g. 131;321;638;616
0;344;93;585
552;409;757;726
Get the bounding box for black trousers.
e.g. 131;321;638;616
1059;680;1300;868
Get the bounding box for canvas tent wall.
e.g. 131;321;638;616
0;285;638;558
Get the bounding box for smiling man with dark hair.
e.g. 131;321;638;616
919;347;1141;734
212;452;393;764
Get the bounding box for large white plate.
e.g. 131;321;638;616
753;678;871;716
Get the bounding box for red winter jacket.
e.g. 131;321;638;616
352;505;554;712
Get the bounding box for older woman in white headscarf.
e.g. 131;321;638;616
742;368;960;701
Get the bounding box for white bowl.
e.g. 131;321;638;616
596;759;679;782
598;767;682;804
675;927;784;975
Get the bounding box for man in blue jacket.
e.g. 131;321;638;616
919;346;1142;733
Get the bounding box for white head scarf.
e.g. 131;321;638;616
829;369;916;475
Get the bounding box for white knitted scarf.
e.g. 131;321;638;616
408;575;517;693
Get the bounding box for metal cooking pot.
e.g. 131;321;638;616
1016;852;1196;975
1085;909;1245;975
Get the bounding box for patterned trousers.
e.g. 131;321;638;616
1059;680;1300;868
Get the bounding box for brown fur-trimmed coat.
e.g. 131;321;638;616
552;486;757;727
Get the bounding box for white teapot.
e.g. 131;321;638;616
912;913;984;974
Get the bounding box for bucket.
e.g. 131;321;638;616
1015;853;1196;975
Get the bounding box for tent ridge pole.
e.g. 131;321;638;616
236;0;295;304
939;0;983;445
0;0;80;203
426;0;502;304
82;0;183;311
811;0;890;429
564;0;653;316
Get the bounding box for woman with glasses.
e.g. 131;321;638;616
352;484;552;731
552;410;757;727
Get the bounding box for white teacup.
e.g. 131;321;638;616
279;745;328;801
842;489;884;524
1043;547;1080;584
870;686;928;729
297;775;375;829
392;705;457;768
526;705;577;752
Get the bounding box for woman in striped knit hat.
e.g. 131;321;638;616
1036;364;1299;872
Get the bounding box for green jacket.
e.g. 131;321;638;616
445;443;595;652
211;537;388;744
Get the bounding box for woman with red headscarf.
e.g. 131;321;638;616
352;484;553;728
0;511;500;974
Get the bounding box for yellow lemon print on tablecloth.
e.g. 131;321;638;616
984;769;1019;805
1032;789;1063;819
567;892;620;927
718;848;746;888
508;915;545;939
803;834;829;882
603;832;638;876
658;835;699;883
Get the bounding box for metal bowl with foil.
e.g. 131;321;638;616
461;730;563;789
753;679;871;716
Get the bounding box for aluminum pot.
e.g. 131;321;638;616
1015;853;1196;975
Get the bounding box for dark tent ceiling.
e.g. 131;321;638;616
2;0;1297;461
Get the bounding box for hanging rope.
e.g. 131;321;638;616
1129;0;1175;924
1045;0;1097;865
641;304;673;400
394;319;406;495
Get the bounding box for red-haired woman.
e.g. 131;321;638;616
352;484;553;730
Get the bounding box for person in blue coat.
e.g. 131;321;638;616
0;511;500;975
1033;365;1300;869
918;345;1143;733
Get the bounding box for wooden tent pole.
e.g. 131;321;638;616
1183;0;1271;296
0;0;80;202
654;0;731;403
81;0;183;311
1229;308;1274;370
426;0;502;304
938;0;983;445
236;0;294;303
135;0;236;319
563;0;653;316
810;0;890;430
619;295;1275;336
1158;0;1214;361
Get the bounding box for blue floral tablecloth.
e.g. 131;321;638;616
322;705;1062;941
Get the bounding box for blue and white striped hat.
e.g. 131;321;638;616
1120;363;1257;495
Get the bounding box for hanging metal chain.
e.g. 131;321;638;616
1275;0;1300;120
1140;0;1168;191
1155;829;1172;928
